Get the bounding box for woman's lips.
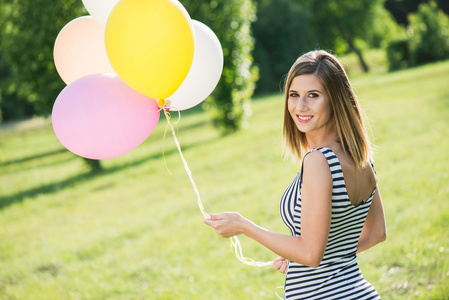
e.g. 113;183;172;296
297;114;313;123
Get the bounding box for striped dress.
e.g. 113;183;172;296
280;147;380;299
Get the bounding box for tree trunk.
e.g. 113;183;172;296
350;42;370;73
337;27;370;73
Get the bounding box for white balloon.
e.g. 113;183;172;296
81;0;120;27
168;20;223;111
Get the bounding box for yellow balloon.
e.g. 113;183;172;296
105;0;194;99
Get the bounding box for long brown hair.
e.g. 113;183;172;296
282;50;373;168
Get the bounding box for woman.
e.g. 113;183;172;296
204;50;387;299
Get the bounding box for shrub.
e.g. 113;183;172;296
387;39;411;70
386;1;449;70
408;1;449;65
181;0;258;133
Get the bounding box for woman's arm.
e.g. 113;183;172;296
356;186;387;253
204;151;333;268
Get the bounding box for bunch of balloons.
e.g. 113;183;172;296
52;0;223;159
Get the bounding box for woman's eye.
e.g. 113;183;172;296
308;93;319;98
289;93;299;98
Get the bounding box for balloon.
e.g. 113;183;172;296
169;20;223;111
105;0;194;100
54;16;115;85
81;0;120;27
52;74;160;160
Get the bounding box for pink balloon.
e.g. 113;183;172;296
54;16;115;84
52;74;160;159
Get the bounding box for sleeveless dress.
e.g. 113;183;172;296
280;147;380;299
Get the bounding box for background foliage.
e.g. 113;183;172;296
0;0;85;119
387;2;449;70
252;0;310;94
1;0;449;128
180;0;258;132
300;0;385;73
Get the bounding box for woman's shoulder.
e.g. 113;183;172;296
302;148;333;179
304;147;334;163
301;148;334;193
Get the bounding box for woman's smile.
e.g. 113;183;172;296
297;114;314;123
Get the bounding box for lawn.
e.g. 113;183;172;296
1;59;448;299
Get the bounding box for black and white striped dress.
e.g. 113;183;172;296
280;147;380;299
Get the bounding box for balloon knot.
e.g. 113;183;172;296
158;99;171;111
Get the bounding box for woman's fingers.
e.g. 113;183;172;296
273;260;283;270
204;213;236;238
279;260;288;274
203;212;245;238
273;257;288;274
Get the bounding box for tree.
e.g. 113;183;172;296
300;0;385;73
0;0;85;115
408;1;449;64
252;0;311;93
386;1;449;70
0;0;103;172
180;0;258;132
385;0;449;25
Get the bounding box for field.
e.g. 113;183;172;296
1;59;449;299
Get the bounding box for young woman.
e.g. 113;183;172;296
204;50;387;299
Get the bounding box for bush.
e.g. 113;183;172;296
0;0;85;117
367;4;405;49
386;39;411;70
386;1;449;70
181;0;258;133
408;1;449;65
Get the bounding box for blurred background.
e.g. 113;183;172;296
0;0;448;299
1;0;448;132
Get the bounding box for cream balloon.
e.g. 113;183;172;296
54;16;115;85
81;0;120;27
168;20;223;111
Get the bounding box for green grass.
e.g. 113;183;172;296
1;60;449;299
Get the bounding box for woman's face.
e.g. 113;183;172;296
287;74;334;135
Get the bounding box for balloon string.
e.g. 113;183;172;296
275;286;285;300
162;108;274;268
161;119;173;176
163;109;208;218
230;236;274;267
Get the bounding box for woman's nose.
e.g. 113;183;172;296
296;96;307;111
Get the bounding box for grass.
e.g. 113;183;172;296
1;59;449;299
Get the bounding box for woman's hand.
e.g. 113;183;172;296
204;212;247;238
273;257;288;274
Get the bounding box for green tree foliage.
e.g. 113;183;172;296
180;0;258;132
386;39;412;71
408;1;449;64
252;0;311;94
387;1;449;70
365;3;405;49
300;0;385;73
0;0;85;116
385;0;449;25
0;1;103;171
